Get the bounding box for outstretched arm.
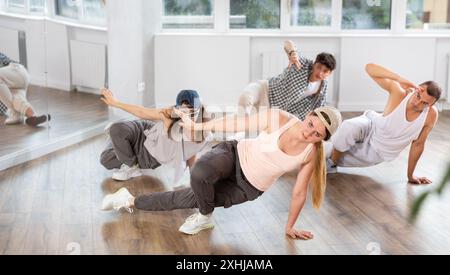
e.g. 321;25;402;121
284;40;301;70
285;150;317;240
176;108;286;134
101;88;168;121
407;107;438;184
365;63;420;94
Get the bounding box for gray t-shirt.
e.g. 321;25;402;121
143;121;212;183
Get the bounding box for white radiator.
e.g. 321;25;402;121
262;51;289;79
261;51;335;104
0;27;20;61
70;40;107;93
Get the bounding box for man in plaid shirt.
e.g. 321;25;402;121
239;40;336;120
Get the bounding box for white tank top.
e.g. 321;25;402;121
237;117;314;192
370;92;429;161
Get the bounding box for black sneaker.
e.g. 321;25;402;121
25;114;51;127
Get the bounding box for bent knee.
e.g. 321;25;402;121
109;122;130;137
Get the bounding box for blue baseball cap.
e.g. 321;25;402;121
176;90;201;110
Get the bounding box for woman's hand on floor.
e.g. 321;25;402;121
408;176;432;185
286;227;314;240
101;88;119;107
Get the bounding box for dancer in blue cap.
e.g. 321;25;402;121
100;88;211;182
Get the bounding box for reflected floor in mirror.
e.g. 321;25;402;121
0;85;108;157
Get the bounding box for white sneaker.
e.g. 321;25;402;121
284;40;297;55
326;158;338;174
112;164;143;181
178;213;214;235
5;110;23;125
101;187;134;213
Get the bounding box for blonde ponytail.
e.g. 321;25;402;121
311;141;326;209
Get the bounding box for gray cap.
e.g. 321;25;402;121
313;106;342;140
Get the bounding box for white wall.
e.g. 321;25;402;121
0;26;20;60
107;0;161;119
0;15;46;86
142;0;162;108
339;37;436;111
435;38;450;101
155;35;250;107
44;20;71;90
155;34;450;111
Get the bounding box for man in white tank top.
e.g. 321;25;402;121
326;63;442;185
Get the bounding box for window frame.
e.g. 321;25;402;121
28;0;45;14
160;0;450;34
0;0;106;27
3;0;45;15
5;0;29;14
402;0;450;34
161;0;216;32
283;0;340;33
52;0;106;27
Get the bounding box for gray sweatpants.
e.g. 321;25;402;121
134;141;264;215
100;120;161;170
325;111;384;167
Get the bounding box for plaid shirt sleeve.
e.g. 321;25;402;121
0;101;8;116
299;54;313;69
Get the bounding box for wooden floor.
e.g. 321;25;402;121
0;112;449;255
0;85;108;157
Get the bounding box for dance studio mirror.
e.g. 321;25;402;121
0;0;109;170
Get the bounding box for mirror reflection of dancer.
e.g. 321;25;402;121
102;106;342;239
0;52;50;126
100;88;212;184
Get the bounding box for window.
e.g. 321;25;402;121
290;0;332;27
55;0;106;25
163;0;214;29
55;0;79;19
406;0;450;30
29;0;44;13
83;0;106;24
230;0;280;29
342;0;392;29
6;0;26;12
2;0;44;14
